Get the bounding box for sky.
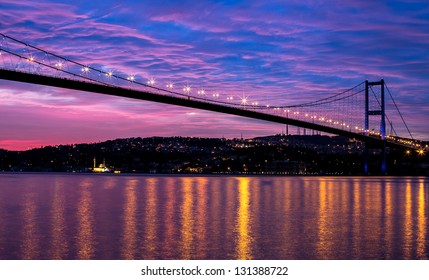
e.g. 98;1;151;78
0;0;428;150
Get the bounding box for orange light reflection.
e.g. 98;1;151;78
416;179;426;259
195;177;208;259
143;178;158;258
235;177;252;260
180;178;194;259
403;181;412;259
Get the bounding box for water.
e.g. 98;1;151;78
0;173;427;260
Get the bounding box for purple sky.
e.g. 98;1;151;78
1;0;428;150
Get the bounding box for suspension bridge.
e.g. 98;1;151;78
0;33;426;174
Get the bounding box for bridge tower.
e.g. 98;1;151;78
364;79;387;175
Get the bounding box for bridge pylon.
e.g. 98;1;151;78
364;79;387;175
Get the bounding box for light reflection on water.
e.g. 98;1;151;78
49;178;67;259
121;179;137;259
0;174;428;260
236;178;252;260
21;191;38;260
417;179;427;258
76;179;94;259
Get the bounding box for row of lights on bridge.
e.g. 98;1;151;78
27;56;383;136
21;53;425;150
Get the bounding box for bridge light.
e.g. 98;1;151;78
166;82;174;89
240;97;248;105
417;149;425;156
147;78;155;85
82;66;90;73
106;71;113;77
55;62;63;68
183;86;191;93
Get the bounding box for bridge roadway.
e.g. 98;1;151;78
0;69;407;149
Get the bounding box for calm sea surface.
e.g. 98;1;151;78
0;173;427;260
